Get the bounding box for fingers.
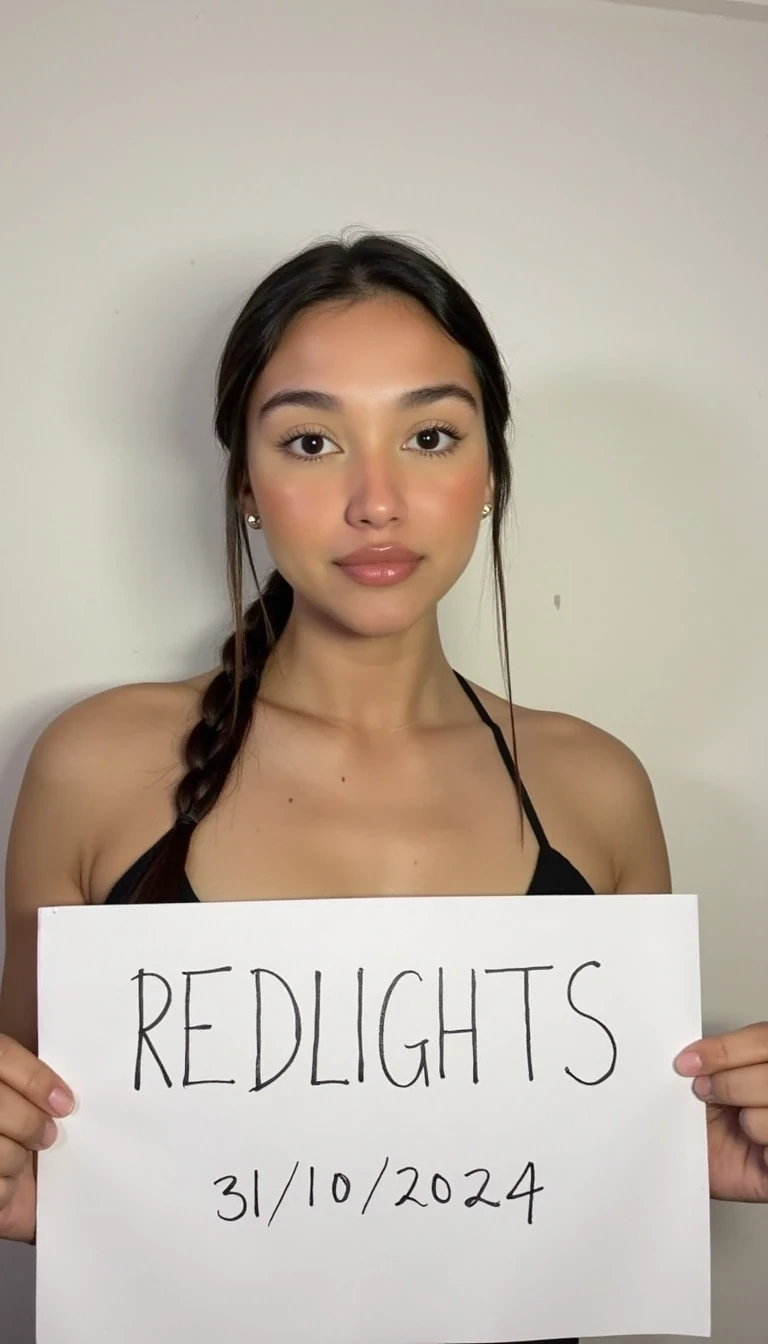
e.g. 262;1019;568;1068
0;1033;73;1117
0;1136;34;1214
0;1035;69;1229
675;1022;768;1077
738;1108;768;1146
691;1062;768;1108
0;1080;57;1152
0;1134;29;1184
676;1025;768;1140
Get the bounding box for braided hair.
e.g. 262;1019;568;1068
129;229;519;903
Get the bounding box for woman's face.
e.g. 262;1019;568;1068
243;293;493;638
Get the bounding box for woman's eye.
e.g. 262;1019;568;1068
279;432;337;461
406;426;461;455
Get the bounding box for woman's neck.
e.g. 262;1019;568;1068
258;601;468;734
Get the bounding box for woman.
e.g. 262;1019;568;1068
0;233;766;1340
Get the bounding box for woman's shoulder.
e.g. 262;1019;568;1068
466;681;670;893
466;681;660;845
469;680;640;762
4;673;215;932
24;671;218;818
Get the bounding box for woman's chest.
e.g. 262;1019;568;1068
186;743;543;900
93;711;608;904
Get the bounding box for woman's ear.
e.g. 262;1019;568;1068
239;476;256;519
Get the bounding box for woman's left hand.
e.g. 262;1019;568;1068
676;1023;768;1202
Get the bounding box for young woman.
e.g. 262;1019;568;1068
0;234;766;1343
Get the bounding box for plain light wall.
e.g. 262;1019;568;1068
1;0;766;1339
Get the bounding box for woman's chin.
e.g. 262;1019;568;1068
313;592;438;642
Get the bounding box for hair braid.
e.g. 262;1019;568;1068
128;572;293;904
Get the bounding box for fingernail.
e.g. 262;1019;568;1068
36;1120;57;1149
693;1075;712;1099
47;1087;74;1117
675;1050;702;1076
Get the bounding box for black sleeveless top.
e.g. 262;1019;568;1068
105;671;593;906
105;671;583;1343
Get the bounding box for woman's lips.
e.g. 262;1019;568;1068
334;546;423;587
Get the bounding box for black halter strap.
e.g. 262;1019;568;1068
453;670;549;851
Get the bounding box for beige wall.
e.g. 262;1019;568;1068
1;0;766;1339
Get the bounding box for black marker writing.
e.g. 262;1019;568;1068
311;971;349;1087
484;965;554;1081
251;969;302;1092
356;967;365;1083
213;1158;543;1223
564;960;618;1085
378;970;430;1088
132;969;173;1090
438;967;478;1083
183;967;235;1087
130;958;617;1091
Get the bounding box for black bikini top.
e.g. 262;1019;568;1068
105;671;594;904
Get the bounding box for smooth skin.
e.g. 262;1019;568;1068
1;294;767;1246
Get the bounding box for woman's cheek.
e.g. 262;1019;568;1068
419;471;487;538
258;476;330;533
256;481;340;581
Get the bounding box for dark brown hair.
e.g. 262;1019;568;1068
130;230;519;902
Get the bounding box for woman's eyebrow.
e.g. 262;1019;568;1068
256;382;479;420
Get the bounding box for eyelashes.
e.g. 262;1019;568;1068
408;422;466;458
274;426;332;463
274;420;466;464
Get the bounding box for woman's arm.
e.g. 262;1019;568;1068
1;710;92;1051
602;745;673;895
0;708;95;1241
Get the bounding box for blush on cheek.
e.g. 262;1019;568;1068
255;478;332;536
421;472;487;531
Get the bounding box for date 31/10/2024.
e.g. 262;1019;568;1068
214;1159;543;1227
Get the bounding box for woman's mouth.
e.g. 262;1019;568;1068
333;545;423;587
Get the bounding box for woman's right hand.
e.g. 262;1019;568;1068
0;1033;74;1243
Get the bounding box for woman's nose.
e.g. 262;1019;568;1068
344;456;406;530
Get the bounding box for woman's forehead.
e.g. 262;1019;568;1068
254;295;476;402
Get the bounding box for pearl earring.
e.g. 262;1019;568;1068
481;503;492;518
246;513;261;530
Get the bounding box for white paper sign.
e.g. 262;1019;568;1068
36;894;710;1344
